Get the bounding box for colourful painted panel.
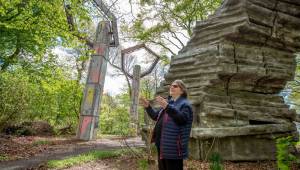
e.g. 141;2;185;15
94;44;106;56
88;57;101;83
79;116;93;139
86;87;94;107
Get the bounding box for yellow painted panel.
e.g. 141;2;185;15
86;88;94;106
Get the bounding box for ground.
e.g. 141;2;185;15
0;134;299;170
0;135;78;161
60;154;299;170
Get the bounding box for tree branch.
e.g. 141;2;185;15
1;36;21;71
161;35;182;50
62;0;94;48
149;40;176;55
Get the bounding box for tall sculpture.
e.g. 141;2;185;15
77;21;111;140
76;0;119;140
156;0;300;160
76;0;160;139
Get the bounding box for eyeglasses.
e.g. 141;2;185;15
170;84;179;88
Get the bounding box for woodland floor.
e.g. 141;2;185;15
0;135;299;170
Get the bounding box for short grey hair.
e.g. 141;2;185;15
172;79;188;98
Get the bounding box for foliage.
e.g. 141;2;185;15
137;158;148;170
209;152;223;170
285;54;300;113
276;136;298;170
99;73;162;136
99;93;131;135
140;78;158;100
0;0;92;71
0;0;93;133
32;140;52;146
0;53;83;132
47;148;144;169
47;149;122;169
0;154;9;161
0;0;225;139
0;69;30;129
122;0;222;55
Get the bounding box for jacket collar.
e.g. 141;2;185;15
168;95;185;104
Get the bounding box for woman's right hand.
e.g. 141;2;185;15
139;97;150;108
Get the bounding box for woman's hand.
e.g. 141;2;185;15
155;96;168;109
139;97;150;108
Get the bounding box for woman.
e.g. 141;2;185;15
140;80;193;170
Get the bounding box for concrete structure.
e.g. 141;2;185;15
155;0;300;160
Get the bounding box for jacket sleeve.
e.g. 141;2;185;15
166;103;193;126
145;105;161;121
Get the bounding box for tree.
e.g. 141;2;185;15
100;93;131;135
0;0;92;71
0;53;84;131
122;0;222;55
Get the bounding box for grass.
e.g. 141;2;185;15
32;140;52;146
0;154;9;161
209;152;223;170
137;159;148;170
47;148;142;169
96;133;124;139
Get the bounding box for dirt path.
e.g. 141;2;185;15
0;137;144;170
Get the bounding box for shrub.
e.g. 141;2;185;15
276;136;298;170
209;152;223;170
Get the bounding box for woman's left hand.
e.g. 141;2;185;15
155;96;168;109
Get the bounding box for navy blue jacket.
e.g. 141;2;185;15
145;96;193;159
